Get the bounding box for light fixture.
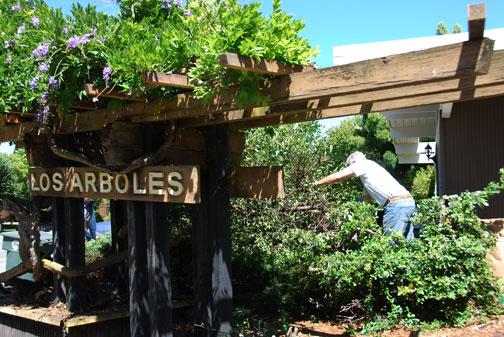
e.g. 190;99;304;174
424;144;435;161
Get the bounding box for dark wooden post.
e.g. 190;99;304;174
127;201;150;337
64;197;87;312
145;202;173;337
52;197;66;304
192;126;233;337
110;199;128;294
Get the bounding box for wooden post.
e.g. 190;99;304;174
145;202;173;337
110;200;128;294
192;126;233;337
64;198;87;312
127;201;150;337
52;197;66;304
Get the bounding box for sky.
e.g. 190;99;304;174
2;0;504;153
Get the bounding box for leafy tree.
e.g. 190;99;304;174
437;21;463;35
0;149;30;200
436;21;449;35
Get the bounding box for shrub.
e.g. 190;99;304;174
232;169;504;330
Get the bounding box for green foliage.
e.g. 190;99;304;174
0;0;318;118
436;21;463;36
0;149;30;200
232;120;504;330
85;232;113;264
436;21;448;35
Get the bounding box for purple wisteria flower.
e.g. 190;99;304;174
79;35;90;45
67;35;80;49
30;75;40;90
11;3;22;12
184;9;191;17
49;76;59;90
6;56;12;64
5;40;17;48
30;43;50;59
100;36;106;43
31;17;40;27
103;66;112;82
38;62;50;73
63;28;68;36
40;91;49;104
90;26;96;36
37;105;50;123
67;35;91;49
17;24;26;35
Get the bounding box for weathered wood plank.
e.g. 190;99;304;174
266;37;494;103
181;50;504;127
229;166;285;199
468;3;486;40
1;114;25;124
229;83;504;130
0;121;37;143
128;38;496;123
85;84;148;101
0;39;497;141
219;53;314;75
142;71;194;89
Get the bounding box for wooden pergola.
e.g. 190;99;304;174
0;3;503;337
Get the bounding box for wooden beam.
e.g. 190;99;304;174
228;83;504;130
132;38;495;124
1;114;24;124
145;202;173;337
52;197;66;304
64;197;87;312
0;38;497;141
0;121;37;143
142;71;194;89
84;84;148;102
127;201;150;337
178;50;504;128
468;3;486;40
219;53;314;75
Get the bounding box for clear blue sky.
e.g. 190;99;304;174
43;0;504;68
2;0;503;153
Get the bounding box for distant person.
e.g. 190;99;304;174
314;151;415;241
84;198;98;241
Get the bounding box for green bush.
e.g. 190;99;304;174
232;125;504;330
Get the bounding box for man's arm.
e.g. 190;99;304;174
314;167;355;186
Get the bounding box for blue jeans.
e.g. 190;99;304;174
383;197;416;242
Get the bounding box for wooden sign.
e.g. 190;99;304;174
229;166;285;199
29;166;200;204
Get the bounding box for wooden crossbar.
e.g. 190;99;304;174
85;84;148;102
142;71;194;89
468;3;486;40
0;38;499;142
219;53;314;75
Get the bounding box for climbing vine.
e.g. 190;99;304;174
0;0;318;121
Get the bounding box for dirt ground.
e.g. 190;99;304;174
290;317;504;337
